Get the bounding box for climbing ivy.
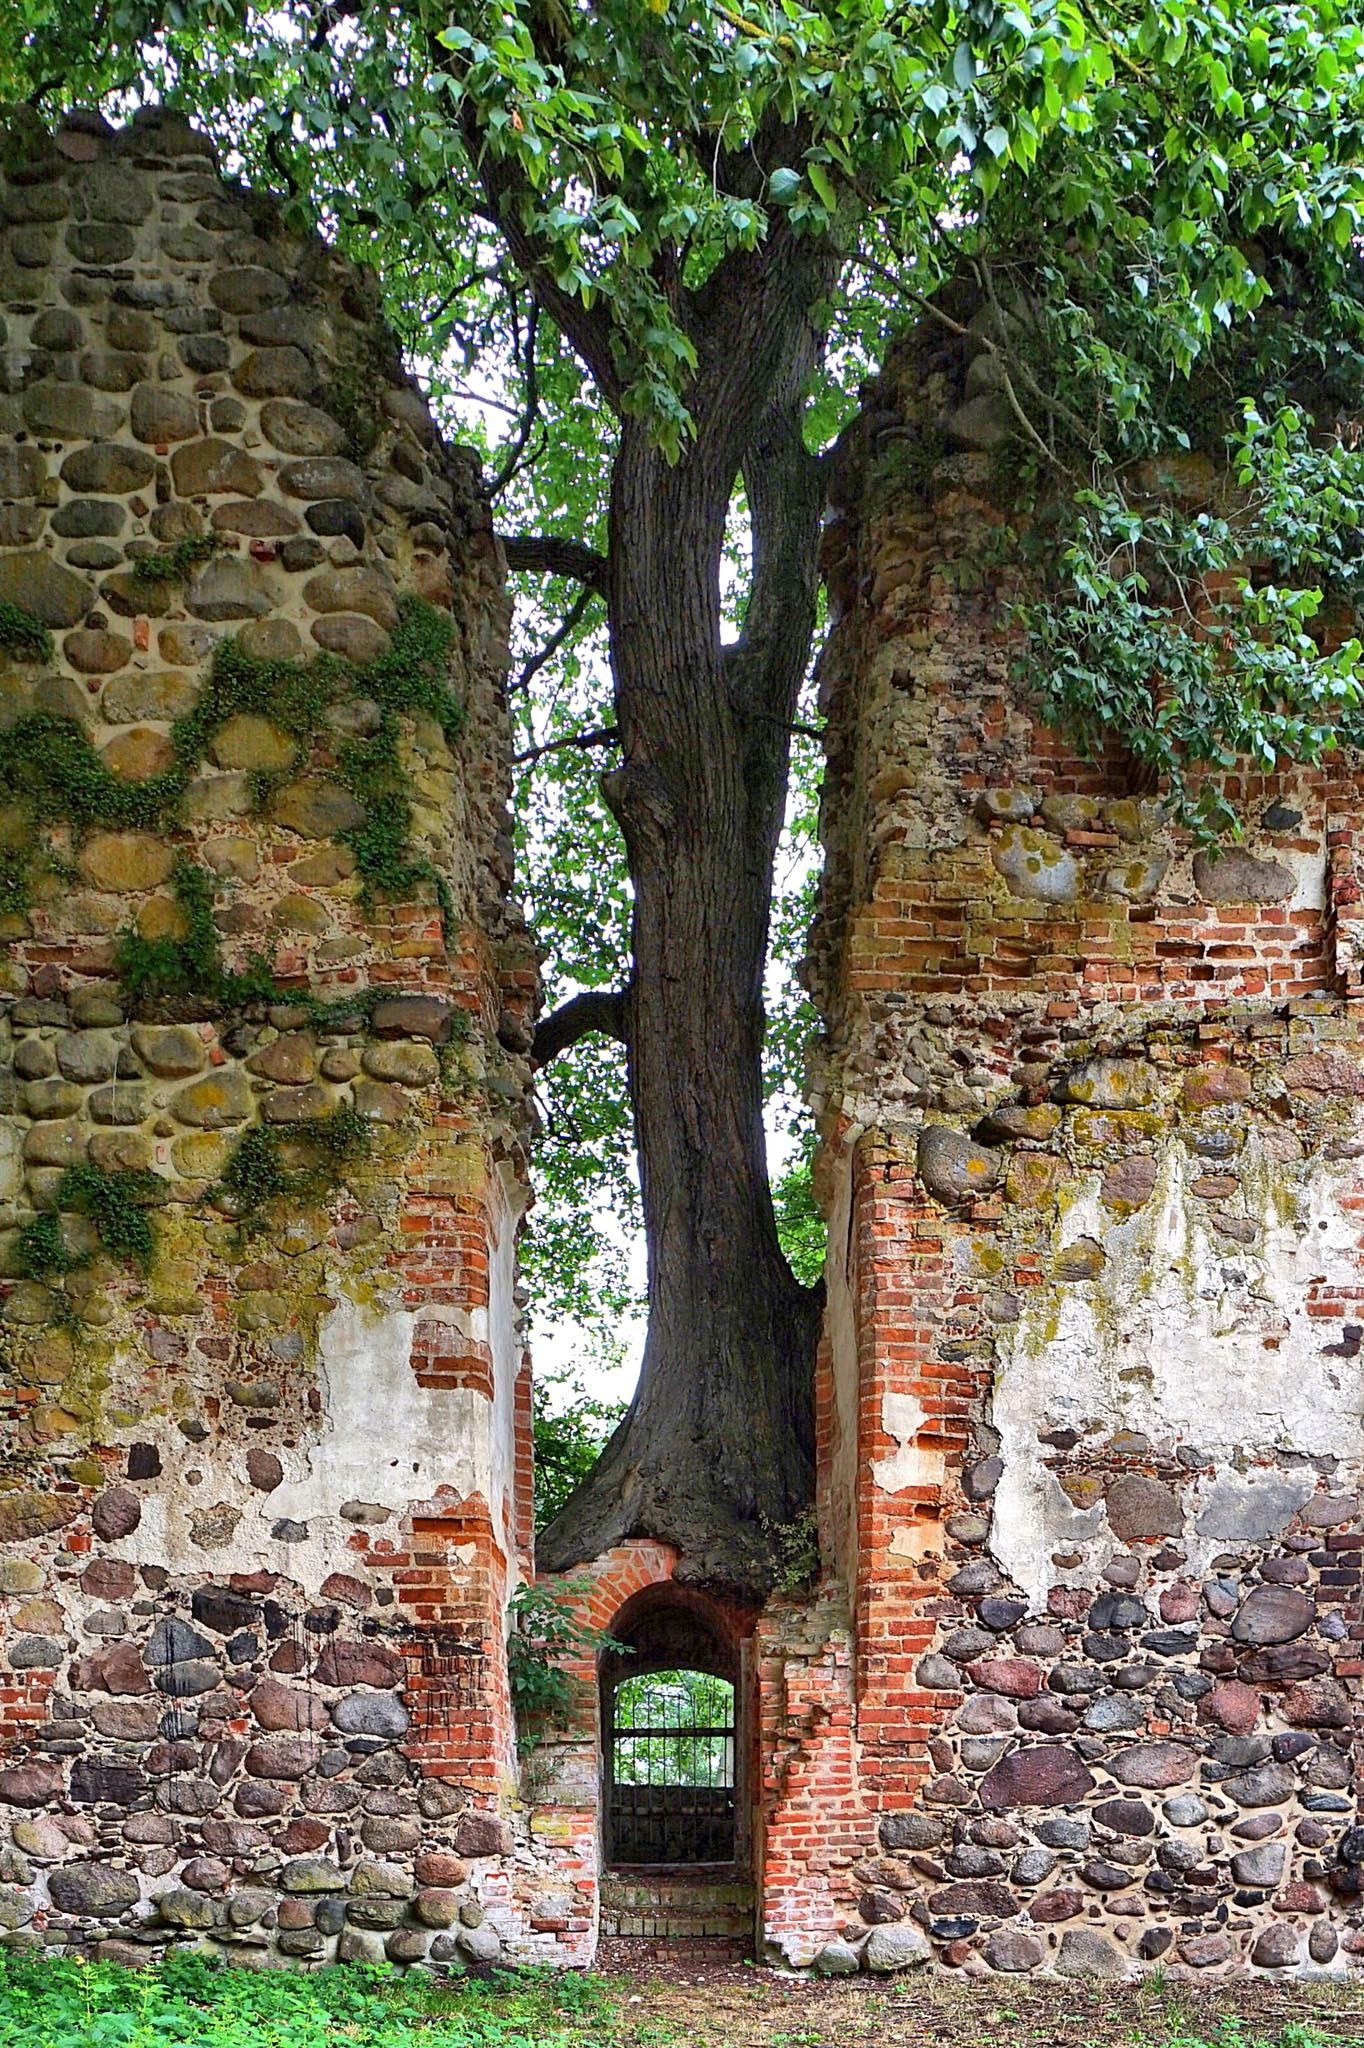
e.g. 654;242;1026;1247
0;601;51;663
16;1165;161;1281
0;594;461;931
128;535;221;587
215;1103;373;1232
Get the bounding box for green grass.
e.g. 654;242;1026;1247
0;1952;615;2048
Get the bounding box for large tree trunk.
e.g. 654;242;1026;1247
538;236;835;1593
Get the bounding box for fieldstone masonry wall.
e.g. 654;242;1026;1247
778;313;1364;1978
0;108;554;1968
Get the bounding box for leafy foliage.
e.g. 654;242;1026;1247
13;0;1364;1501
128;533;221;585
532;1371;625;1533
0;596;459;938
0;1947;613;2048
610;1668;734;1788
0;599;51;662
216;1105;373;1232
17;1166;161;1281
1018;402;1364;836
506;1578;627;1753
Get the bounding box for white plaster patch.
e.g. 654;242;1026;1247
872;1390;940;1492
114;1287;499;1597
990;1141;1364;1607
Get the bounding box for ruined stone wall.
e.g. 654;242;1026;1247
783;317;1364;1978
0;107;549;1967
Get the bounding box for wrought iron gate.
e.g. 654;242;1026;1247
606;1669;736;1867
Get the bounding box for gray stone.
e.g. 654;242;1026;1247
982;1928;1044;1972
48;1863;140;1917
813;1938;860;1976
992;825;1079;903
456;1921;503;1965
917;1124;1002;1205
1193;849;1294;903
1055;1928;1129;1978
233;347;316;398
863;1924;932;1973
186;558;275;621
331;1692;409;1739
1225;1764;1296;1807
0;551;90;627
1231;1584;1316;1646
1196;1474;1314;1542
130;383;199;443
1231;1843;1285;1887
155;1888;220;1929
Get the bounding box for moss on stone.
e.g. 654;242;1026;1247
216;1104;373;1233
0;595;461;952
0;600;52;664
128;535;221;587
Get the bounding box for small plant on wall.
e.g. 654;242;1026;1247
506;1580;628;1760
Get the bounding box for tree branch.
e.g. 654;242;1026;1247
503;535;609;592
532;988;629;1067
513;584;600;696
488;303;543;499
514;723;619;766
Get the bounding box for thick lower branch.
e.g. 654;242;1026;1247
531;988;629;1068
502;535;609;592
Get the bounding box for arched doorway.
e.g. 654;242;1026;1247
600;1591;746;1875
605;1665;736;1865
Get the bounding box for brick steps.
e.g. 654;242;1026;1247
600;1869;755;1941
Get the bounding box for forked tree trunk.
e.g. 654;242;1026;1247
538;238;835;1593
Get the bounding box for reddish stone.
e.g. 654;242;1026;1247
1047;1587;1090;1620
1282;1676;1351;1728
251;1677;330;1733
452;1812;509;1857
1029;1887;1083;1922
320;1572;370;1608
927;1881;1016;1920
91;1486;141;1540
312;1639;405;1689
276;1819;331;1854
82;1558;137;1601
1107;1742;1196;1790
968;1657;1042;1699
76;1641;151;1696
1159;1580;1199;1624
978;1745;1095;1812
413;1852;469;1887
1203;1680;1260;1735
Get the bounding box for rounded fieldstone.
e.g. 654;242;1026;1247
130;383;200;443
863;1924;931;1973
260;399;348;456
813;1938;860;1976
1106;1742;1195;1790
1232;1584;1316;1646
91;1487;141;1541
0;552;91;627
48;1863;140;1917
983;1928;1043;1973
1251;1923;1301;1969
170;438;265;497
331;1692;409;1739
1193;848;1294;903
978;1744;1095;1811
917;1124;1002;1205
235;348;316;398
1055;1928;1128;1978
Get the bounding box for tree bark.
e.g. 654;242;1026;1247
538;228;837;1594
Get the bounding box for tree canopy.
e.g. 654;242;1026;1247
8;0;1364;1584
